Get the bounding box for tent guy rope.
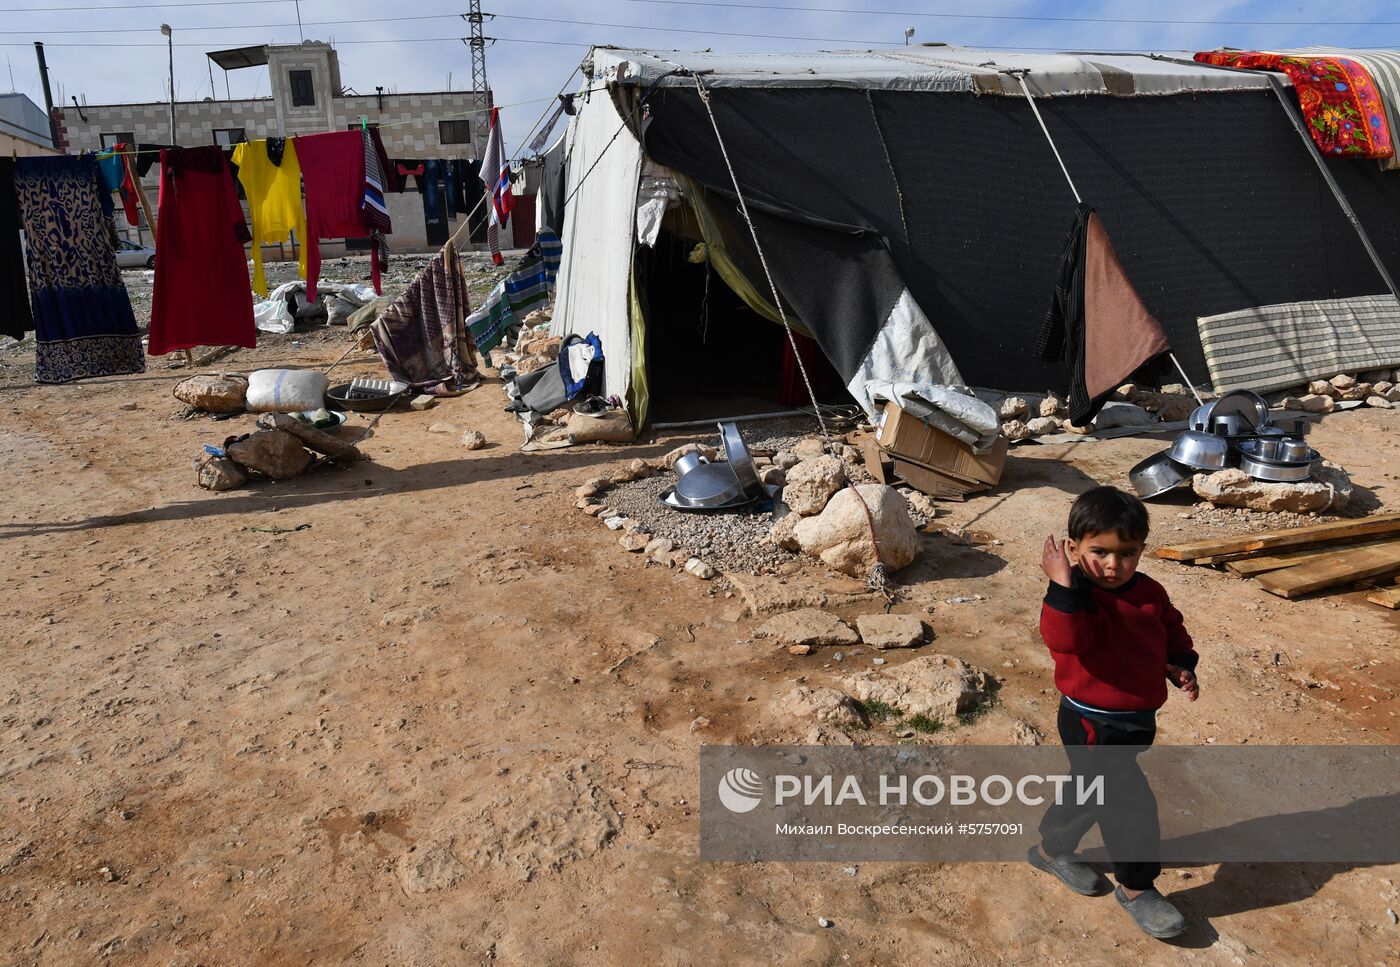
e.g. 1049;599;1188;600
1008;68;1204;407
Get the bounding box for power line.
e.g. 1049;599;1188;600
0;0;295;10
0;12;899;46
0;35;595;49
618;0;1400;28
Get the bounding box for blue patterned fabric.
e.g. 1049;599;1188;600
15;156;144;383
538;229;562;285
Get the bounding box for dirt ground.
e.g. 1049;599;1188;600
1;311;1398;965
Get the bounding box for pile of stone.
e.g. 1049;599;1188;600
765;438;921;579
198;413;360;491
493;310;559;375
996;383;1200;441
1191;461;1353;514
1278;371;1400;413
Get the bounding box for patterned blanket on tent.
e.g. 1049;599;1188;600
1194;50;1394;159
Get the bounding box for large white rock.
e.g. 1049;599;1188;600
844;654;994;723
793;484;920;578
1192;462;1352;513
783;455;848;516
173;373;248;413
1298;393;1335;413
768;512;802;551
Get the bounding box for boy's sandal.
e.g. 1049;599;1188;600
1114;885;1188;939
1026;845;1107;896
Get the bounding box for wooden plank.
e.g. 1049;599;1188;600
1255;543;1400;599
1155;513;1400;562
1366;587;1400;610
1224;537;1400;577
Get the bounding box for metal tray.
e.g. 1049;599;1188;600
326;380;410;412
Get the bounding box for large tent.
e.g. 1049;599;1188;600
551;45;1400;426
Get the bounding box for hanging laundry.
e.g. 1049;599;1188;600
232;138;309;297
443;159;460;218
480;106;515;265
1195;50;1394;159
395;159;425;188
527;98;568;156
466;249;551;355
420;159;449;246
13;156;143;383
449;159;474;214
133;144;170;179
369;238;478;390
0;158;34;341
1038;204;1171;426
465;159;488;243
148;146;256;356
368;128;402;193
93;146;141;227
360;129;392;282
537;229;562;286
537;135;567;236
295;130;383;296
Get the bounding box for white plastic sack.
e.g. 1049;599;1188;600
253;281;299;334
246;369;329;413
866;380;1000;449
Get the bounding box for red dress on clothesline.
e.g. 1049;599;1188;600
147;146;256;356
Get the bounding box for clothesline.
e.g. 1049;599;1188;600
91;86;603;159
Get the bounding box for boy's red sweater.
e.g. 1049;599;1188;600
1040;571;1198;711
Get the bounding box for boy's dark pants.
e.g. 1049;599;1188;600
1038;703;1161;890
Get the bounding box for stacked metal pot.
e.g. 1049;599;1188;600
1130;390;1319;499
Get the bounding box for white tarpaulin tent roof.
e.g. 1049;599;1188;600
549;45;1293;420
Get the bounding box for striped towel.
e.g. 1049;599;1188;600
1197;294;1400;393
538;229;562;286
361;129;391;231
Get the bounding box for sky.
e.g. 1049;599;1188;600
3;0;1396;153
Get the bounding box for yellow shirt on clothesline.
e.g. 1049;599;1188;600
231;138;308;297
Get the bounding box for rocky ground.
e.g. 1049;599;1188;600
1;307;1399;964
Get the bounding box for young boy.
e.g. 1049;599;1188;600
1026;485;1200;940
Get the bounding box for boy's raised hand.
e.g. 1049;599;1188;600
1041;535;1073;588
1166;664;1200;701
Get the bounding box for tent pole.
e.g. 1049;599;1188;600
1263;73;1400;303
1167;351;1205;405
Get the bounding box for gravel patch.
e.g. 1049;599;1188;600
602;472;800;576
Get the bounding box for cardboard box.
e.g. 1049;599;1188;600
892;458;974;501
875;402;1007;486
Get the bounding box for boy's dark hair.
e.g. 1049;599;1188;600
1067;485;1150;542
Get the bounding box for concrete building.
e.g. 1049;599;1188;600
59;41;508;253
0;92;59;157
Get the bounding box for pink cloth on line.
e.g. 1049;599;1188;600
293;130;380;296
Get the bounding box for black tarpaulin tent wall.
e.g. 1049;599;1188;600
549;46;1400;425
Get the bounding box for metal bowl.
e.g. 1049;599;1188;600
673;452;707;476
719;421;762;497
1211;390;1270;432
1168;430;1231;470
674;460;745;508
1129;450;1194;499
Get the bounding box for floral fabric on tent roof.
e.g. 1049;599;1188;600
1194;50;1394;159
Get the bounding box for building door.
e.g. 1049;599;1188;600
511;194;536;249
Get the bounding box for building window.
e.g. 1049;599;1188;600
100;131;135;147
289;69;315;107
439;120;472;145
213;128;247;146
